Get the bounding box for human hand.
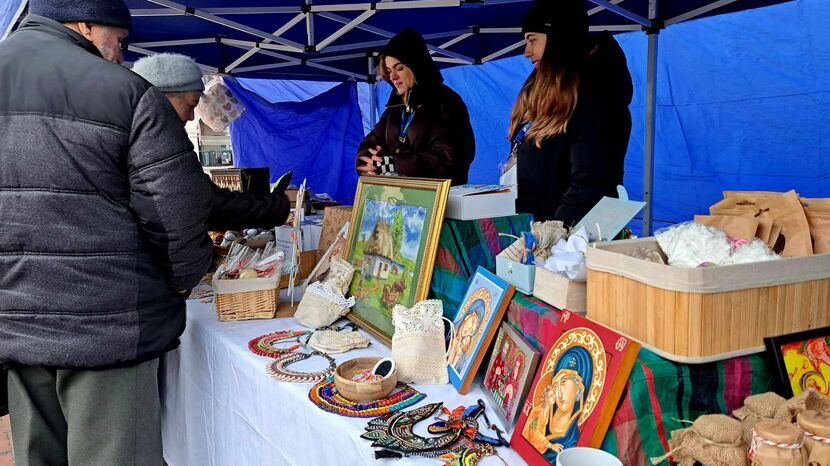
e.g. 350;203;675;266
549;443;564;453
357;146;384;175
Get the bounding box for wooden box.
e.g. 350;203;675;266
533;266;587;314
586;238;830;362
210;168;270;193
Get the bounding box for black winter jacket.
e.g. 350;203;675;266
515;32;633;225
0;16;214;368
356;30;475;186
208;185;290;232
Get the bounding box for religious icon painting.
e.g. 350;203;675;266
764;326;830;399
447;267;515;395
481;322;540;429
511;311;640;465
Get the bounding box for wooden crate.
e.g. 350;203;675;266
533;266;587;315
586;238;830;362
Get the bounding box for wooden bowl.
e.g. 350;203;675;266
334;357;397;403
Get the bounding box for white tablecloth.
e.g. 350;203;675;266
161;300;528;466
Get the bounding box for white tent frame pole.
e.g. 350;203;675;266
225;13;306;72
587;0;651;27
587;0;627;16
642;0;660;236
131;38;217;47
666;0;740;26
305;0;315;48
482;40;525;63
317;10;376;50
132;7;301;16
145;0;306;51
309;0;457;13
2;0;27;40
127;44;219;73
232;62;300;74
317;11;473;63
368;55;378;127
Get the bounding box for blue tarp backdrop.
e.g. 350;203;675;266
227;0;826;231
226;79;363;203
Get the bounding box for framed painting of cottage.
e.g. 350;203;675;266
345;176;450;345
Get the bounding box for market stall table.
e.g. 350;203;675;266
160;300;527;466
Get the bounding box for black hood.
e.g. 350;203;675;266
581;31;633;108
381;28;444;107
522;0;589;70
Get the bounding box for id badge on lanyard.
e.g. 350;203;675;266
509;121;532;159
398;108;416;144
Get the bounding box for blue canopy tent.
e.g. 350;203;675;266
5;0;818;232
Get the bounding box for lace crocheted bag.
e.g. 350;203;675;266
391;300;452;385
295;258;355;329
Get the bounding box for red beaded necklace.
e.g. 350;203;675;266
248;330;309;358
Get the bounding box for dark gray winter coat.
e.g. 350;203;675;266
0;16;214;368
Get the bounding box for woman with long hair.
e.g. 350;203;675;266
508;0;633;224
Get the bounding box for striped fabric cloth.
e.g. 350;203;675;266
503;298;775;466
429;214;533;319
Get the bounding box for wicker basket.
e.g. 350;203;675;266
213;271;280;321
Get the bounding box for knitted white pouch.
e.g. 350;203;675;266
295;258;356;329
391;300;451;385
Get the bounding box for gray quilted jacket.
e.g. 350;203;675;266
0;16;214;368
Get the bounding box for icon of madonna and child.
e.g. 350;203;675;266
521;329;605;463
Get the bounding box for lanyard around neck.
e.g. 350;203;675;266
399;108;417;143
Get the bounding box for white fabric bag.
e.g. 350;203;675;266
391;300;451;385
295;258;355;329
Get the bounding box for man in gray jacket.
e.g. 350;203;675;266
0;0;214;464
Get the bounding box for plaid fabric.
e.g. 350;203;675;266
502;295;776;466
429;214;532;319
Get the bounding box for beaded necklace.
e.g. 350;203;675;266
248;330;309;358
308;379;425;418
266;351;336;384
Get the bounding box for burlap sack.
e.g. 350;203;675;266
652;414;747;466
695;215;759;241
735;392;788;443
797;410;830;461
710;190;812;257
775;391;810;422
750;420;807;466
391;300;449;384
804;390;830;413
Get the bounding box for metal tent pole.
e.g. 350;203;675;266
368;55;378;127
642;0;661;236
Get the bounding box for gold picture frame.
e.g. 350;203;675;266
344;176;450;345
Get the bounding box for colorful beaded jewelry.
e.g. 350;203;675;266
265;351;336;383
362;400;503;460
248;330;309;358
308;379;425;418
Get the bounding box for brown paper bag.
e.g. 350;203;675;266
750;420;807;466
800;198;830;212
796;410;830;461
695;215;759;241
711;190;812;257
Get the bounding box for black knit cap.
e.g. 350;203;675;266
30;0;132;30
380;28;444;90
522;0;589;69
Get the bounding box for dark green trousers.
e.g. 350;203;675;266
8;359;162;466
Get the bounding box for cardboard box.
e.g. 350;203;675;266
445;185;516;220
532;266;587;314
278;249;318;289
586;238;830;362
318;205;353;261
496;256;535;294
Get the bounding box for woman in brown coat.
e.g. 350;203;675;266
356;28;475;186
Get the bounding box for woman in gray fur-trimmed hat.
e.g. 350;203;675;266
132;53;205;123
133;53;291;233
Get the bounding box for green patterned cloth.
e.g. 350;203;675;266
429;214;532;319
